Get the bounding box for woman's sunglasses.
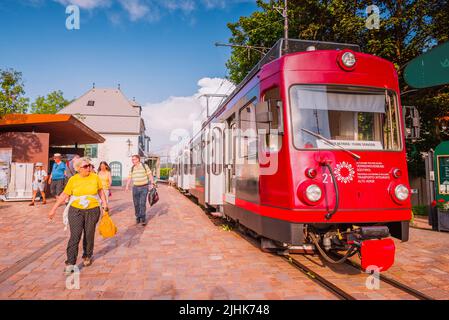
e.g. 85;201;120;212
80;164;92;169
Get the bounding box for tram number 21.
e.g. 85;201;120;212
323;173;333;184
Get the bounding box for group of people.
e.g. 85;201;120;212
35;153;155;275
29;153;113;206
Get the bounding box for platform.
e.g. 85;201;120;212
0;185;448;300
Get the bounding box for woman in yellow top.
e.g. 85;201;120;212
97;161;112;204
48;157;107;274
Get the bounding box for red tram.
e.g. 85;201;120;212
174;39;411;272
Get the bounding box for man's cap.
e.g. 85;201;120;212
53;153;62;157
35;162;44;166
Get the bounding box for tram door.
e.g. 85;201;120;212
181;148;190;190
205;123;225;205
225;118;237;204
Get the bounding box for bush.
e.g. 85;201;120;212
160;168;171;180
412;205;428;216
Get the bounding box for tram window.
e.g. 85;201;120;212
212;128;222;175
290;85;401;151
260;87;283;152
239;101;257;160
190;149;193;175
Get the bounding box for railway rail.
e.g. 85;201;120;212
187;191;434;300
280;254;356;300
332;252;434;300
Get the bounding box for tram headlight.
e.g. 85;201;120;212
305;184;322;202
394;184;409;201
341;52;356;68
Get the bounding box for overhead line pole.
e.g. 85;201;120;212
274;0;289;52
285;0;289;52
198;94;229;118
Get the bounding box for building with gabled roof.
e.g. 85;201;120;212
58;87;151;186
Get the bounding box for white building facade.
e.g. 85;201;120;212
58;88;150;186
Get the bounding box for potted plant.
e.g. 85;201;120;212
431;199;449;232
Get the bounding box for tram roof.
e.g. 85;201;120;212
211;38;360;120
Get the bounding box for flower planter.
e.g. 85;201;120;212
437;208;449;232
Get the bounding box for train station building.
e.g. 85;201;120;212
57;87;155;186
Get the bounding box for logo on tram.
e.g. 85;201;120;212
334;161;355;184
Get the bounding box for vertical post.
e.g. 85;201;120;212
425;149;437;229
284;0;288;52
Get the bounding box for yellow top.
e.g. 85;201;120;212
63;173;103;209
98;171;111;190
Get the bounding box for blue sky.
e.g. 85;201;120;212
0;0;258;103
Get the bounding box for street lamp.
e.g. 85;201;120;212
126;138;133;157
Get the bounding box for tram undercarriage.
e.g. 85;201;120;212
215;202;408;272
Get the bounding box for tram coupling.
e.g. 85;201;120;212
311;226;395;272
343;226;395;272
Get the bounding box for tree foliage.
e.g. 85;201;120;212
0;68;29;117
226;0;449;177
30;90;71;114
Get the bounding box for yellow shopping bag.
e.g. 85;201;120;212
99;211;117;238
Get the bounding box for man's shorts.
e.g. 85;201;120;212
32;181;45;192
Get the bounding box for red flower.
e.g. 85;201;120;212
431;200;437;207
438;199;445;203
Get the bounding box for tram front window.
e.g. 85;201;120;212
290;85;401;151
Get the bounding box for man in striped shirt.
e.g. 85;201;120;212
125;154;155;226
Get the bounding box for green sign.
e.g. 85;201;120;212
434;141;449;200
437;156;449;195
404;41;449;88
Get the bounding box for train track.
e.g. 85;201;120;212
280;254;356;300
332;252;434;300
185;192;434;300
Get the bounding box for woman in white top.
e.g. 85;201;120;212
30;162;48;206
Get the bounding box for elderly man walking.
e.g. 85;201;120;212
125;155;155;226
48;153;67;198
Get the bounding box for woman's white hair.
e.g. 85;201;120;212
73;157;92;172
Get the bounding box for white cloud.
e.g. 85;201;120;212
51;0;254;23
201;0;226;9
118;0;155;21
141;77;234;156
54;0;111;10
161;0;196;14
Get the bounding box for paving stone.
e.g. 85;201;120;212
1;186;448;299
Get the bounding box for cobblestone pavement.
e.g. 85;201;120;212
411;216;432;230
0;185;447;300
383;224;449;299
0;185;336;300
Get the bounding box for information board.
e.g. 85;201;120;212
437;155;449;194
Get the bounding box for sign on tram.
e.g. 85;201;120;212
404;41;449;88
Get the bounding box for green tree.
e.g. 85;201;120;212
226;0;449;177
226;0;367;84
29;90;71;114
0;68;29;117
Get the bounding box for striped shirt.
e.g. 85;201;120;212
128;163;152;186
